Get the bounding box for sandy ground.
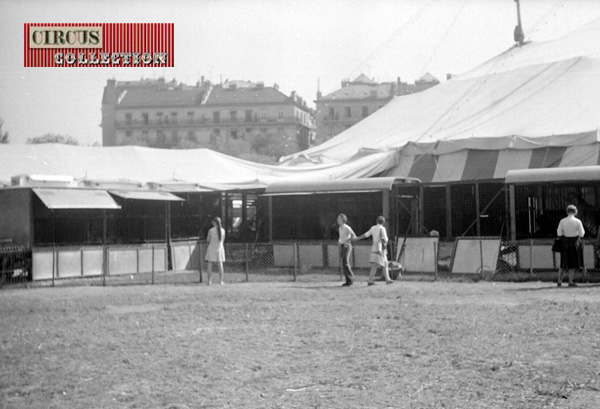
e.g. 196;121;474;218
1;279;600;409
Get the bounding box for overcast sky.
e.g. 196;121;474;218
1;0;600;146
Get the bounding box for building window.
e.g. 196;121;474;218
344;107;351;118
211;129;220;144
125;113;132;125
141;130;149;142
156;112;163;124
278;111;283;119
213;111;220;123
328;107;335;119
170;112;178;124
125;130;132;138
362;106;369;118
245;110;252;122
230;130;238;139
230;111;237;123
187;129;197;142
187;112;194;124
260;111;266;119
142;112;149;125
157;130;165;145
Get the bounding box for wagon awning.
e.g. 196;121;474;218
108;190;185;201
262;177;418;196
505;166;600;184
33;188;121;209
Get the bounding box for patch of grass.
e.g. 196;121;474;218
1;281;600;408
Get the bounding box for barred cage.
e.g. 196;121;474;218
0;241;31;288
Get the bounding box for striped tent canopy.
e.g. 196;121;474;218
281;18;600;183
384;143;600;183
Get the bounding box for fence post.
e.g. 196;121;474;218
244;243;249;282
52;245;56;287
198;241;203;283
479;239;484;278
339;244;343;281
293;242;298;282
102;246;106;287
187;240;191;271
434;241;438;281
151;244;155;285
583;241;587;279
529;239;533;278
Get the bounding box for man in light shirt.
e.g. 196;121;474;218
337;214;357;287
556;204;585;287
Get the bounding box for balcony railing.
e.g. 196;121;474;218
115;116;314;128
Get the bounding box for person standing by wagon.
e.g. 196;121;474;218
353;215;393;286
557;204;585;287
337;213;357;287
206;217;226;285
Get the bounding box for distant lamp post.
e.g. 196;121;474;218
513;0;525;45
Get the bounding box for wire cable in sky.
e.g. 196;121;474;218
526;0;566;41
417;0;470;78
345;0;433;80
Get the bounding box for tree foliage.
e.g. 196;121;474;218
27;133;79;145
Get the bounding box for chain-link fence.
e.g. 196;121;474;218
4;237;599;289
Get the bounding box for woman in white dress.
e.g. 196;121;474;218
205;217;226;285
353;216;393;286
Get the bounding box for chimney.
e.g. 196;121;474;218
274;83;279;90
316;90;322;99
397;77;401;85
290;91;297;102
201;75;205;84
446;73;452;80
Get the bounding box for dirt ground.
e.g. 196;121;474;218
1;278;600;409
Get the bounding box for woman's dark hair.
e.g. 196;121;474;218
566;204;577;215
213;217;223;241
338;213;347;223
377;216;385;225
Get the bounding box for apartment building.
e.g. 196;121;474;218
101;78;315;156
314;73;439;142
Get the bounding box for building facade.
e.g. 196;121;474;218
314;73;439;142
101;78;315;157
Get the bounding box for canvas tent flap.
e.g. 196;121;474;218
109;190;185;201
263;177;415;196
505;166;600;184
33;188;121;209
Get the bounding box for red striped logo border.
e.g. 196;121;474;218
24;23;174;67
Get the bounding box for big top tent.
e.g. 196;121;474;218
280;17;600;184
0;143;398;189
